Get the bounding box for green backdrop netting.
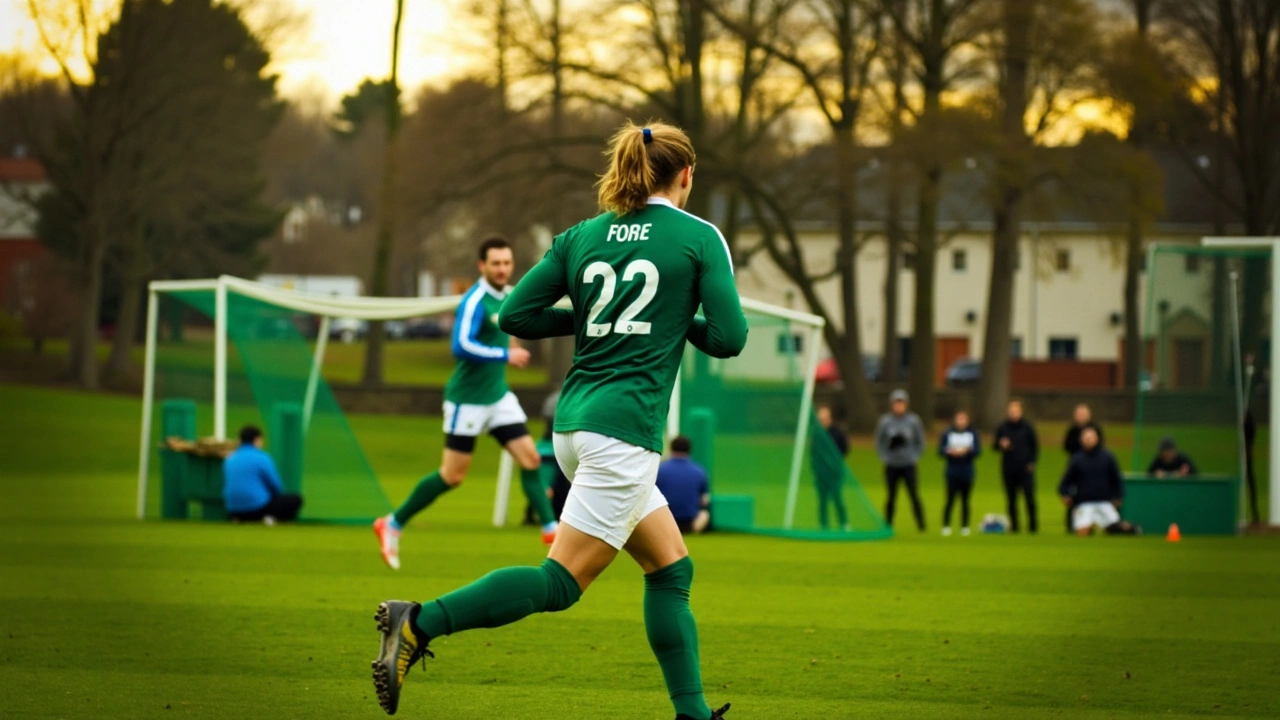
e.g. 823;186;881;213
679;309;891;541
145;289;390;522
1132;246;1268;495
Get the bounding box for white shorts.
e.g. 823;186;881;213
553;430;668;550
442;391;528;437
1073;501;1121;530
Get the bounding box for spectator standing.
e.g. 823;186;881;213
1058;426;1125;535
655;435;711;534
223;425;303;523
938;410;980;536
1147;437;1198;477
993;399;1039;533
1062;403;1104;533
813;404;851;531
875;389;927;532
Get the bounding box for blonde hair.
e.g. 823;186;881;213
596;121;696;215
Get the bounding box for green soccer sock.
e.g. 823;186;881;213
520;467;556;526
414;558;581;639
645;556;712;720
392;471;453;527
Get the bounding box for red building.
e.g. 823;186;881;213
0;157;50;313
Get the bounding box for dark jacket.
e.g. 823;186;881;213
827;425;850;457
993;419;1038;473
938;426;980;481
1059;447;1125;504
812;424;850;480
1063;422;1105;455
1147;453;1198;476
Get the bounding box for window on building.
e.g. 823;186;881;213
952;248;967;272
1184;253;1200;273
1010;337;1024;359
1055;249;1071;272
903;249;917;271
1048;337;1079;360
777;333;803;354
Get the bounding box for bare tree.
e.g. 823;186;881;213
1163;0;1280;357
361;0;406;387
884;0;991;422
711;0;886;430
973;0;1104;427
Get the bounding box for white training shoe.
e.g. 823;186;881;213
373;516;401;570
961;527;971;537
262;515;277;527
941;526;953;537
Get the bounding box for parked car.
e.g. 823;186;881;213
815;355;889;384
945;357;982;387
329;318;367;343
404;317;448;340
385;320;408;340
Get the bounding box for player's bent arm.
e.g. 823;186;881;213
688;269;747;359
453;291;509;363
499;252;575;340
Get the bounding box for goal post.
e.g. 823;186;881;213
1201;237;1279;526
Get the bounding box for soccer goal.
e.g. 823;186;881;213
491;298;892;541
1132;243;1271;532
136;276;462;523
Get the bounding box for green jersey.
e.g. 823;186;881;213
445;278;511;405
499;197;748;452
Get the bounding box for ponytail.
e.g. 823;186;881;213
597;121;696;215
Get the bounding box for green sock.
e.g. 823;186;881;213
645;556;711;720
414;558;581;639
521;467;556;526
393;471;453;526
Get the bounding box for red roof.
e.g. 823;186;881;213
0;158;47;182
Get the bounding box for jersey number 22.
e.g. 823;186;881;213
583;260;658;336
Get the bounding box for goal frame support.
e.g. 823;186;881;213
137;275;464;520
1202;237;1280;526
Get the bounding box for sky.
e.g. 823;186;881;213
0;0;467;104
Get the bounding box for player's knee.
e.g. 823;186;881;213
440;468;468;486
540;558;582;612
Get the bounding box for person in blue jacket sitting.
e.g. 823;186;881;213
223;425;303;523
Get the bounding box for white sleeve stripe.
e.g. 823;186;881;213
671;207;735;276
458;289;506;359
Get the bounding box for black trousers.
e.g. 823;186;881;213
885;465;926;531
1001;469;1037;533
228;493;303;522
943;478;973;528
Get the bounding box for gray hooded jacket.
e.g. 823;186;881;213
875;411;926;468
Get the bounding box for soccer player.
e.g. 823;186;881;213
370;121;747;720
372;237;559;570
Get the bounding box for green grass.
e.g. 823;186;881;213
2;383;1280;719
0;336;550;387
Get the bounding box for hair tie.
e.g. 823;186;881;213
642;127;653;144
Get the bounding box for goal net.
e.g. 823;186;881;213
137;276;459;523
1132;244;1268;527
673;300;890;540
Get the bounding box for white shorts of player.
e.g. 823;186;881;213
553;430;669;550
1072;501;1120;530
442;391;528;437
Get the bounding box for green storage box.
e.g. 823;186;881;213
1122;474;1239;536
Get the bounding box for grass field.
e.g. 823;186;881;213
0;336;551;387
3;383;1279;719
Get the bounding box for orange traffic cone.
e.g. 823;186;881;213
1166;523;1181;542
